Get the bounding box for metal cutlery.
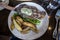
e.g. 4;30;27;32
53;9;60;40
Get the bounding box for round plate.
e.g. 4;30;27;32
8;2;49;40
0;0;9;10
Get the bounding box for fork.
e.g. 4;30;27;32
53;9;60;40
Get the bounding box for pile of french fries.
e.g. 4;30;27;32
10;15;38;34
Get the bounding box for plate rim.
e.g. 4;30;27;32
8;2;49;39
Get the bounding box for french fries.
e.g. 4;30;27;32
21;27;30;34
10;22;15;30
16;16;23;23
21;30;29;34
10;14;39;34
23;22;36;29
30;28;39;33
23;27;30;31
13;18;23;31
16;19;21;26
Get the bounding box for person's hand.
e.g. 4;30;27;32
0;2;15;10
0;2;7;7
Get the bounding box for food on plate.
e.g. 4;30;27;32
21;30;29;34
22;27;30;31
13;18;23;31
10;13;39;34
15;4;46;19
23;22;36;29
31;28;39;33
10;4;46;34
10;17;15;30
16;16;23;23
10;22;15;30
21;8;32;16
21;27;30;34
16;19;21;26
23;17;40;24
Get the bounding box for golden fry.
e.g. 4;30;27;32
23;22;36;29
31;28;39;33
16;16;23;23
10;22;15;30
13;18;23;31
16;19;21;26
11;15;39;34
21;30;29;34
23;27;30;31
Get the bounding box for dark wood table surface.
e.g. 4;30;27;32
0;0;60;40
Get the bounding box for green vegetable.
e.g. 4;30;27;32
13;13;19;19
23;18;40;24
13;13;40;25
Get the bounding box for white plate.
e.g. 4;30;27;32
8;2;49;40
0;0;9;10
